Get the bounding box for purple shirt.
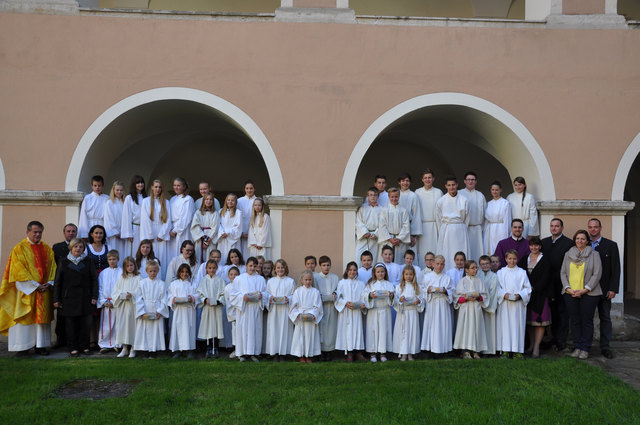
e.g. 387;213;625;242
494;236;531;267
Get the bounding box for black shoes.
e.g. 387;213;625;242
601;349;614;359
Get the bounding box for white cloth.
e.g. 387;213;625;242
8;323;51;351
197;274;226;340
355;203;382;265
453;276;488;352
335;279;365;353
167;279;197;351
103;198;125;263
506;192;539;237
420;271;454;353
377;204;411;264
382;261;403;285
316;272;339;351
168;194;195;259
399;189;422;238
436;193;470;271
78;192;109;238
415;187;443;262
237;195;256;258
265;276;295;355
222;264;246;283
166;255;199;285
112;274;140;346
223;280;240;346
97;267;121;348
480;270;499;354
190;210;220;264
247;214;272;260
362;279;395;353
121;194;145;258
459;188;486;262
134;277;168;352
446;268;464;286
217;210;242;266
140;197;172;280
496;266;532;353
392;283;424;355
230;272;267;356
289;286;323;357
483;198;512;256
357;267;372;284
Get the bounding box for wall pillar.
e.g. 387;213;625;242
0;0;79;14
545;0;626;28
276;0;355;23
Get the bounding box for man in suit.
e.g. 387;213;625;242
51;223;77;348
541;218;573;352
588;218;621;359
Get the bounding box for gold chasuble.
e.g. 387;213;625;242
0;239;56;335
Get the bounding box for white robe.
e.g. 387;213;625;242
436;193;470;271
78;192;109;238
506;192;539;237
190;210;220;264
453;276;488;352
392;283;424;355
231;272;267;356
357;267;372;284
496;266;532;353
217;210;242;266
362;279;395;353
377;204;411;264
222;264;246;283
289;285;323;357
265;276;295;355
197;274;226;340
121;194;145;258
134;277;168;352
335;279;365;353
382;261;403;285
237;195;256;258
223;280;239;347
168;194;195;259
316;272;339;351
421;272;454;353
140;197;172;280
167;279;197;351
459;188;486;262
483;198;512;256
103;198;125;263
355;203;381;265
399;189;423;239
480;270;499;355
112;274;140;346
166;255;199;285
97;267;121;348
247;214;272;260
415;186;443;262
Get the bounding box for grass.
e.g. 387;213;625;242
0;356;638;425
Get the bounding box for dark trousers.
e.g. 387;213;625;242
65;315;92;352
597;296;613;350
550;296;569;348
563;293;599;351
55;308;66;346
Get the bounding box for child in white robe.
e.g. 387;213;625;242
380;245;402;285
197;259;226;359
134;260;168;357
167;264;198;358
377;187;411;265
357;251;374;284
103;181;126;265
362;263;395;363
335;262;366;362
446;252;466;287
98;251;121;353
479;255;499;355
140;180;172;280
237;181;257;259
190;192;220;264
121;175;146;258
317;255;339;361
112;257;141;358
222;249;247;283
496;250;532;357
217;193;243;266
453;260;488;359
135;239;160;280
223;266;241;358
355;188;381;265
393;265;424;360
483;182;512;256
78;175;109;238
166;241;199;284
289;271;323;363
265;259;295;360
420;255;454;356
247;197;272;260
402;249;422;277
167;177;195;259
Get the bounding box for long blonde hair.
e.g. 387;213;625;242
149;179;168;223
199;192;216;215
109;181;125;202
399;265;420;295
250;197;266;228
220;193;237;218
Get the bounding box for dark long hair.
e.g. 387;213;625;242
128;175;147;205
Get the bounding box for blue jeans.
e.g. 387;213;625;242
563;293;599;352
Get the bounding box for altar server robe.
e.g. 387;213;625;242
392;283;424;355
103;198;125;263
453;276;488;352
483;198;512;256
121;194;145;258
112;274;140;346
420;272;454;353
459;188;486;262
378;204;411;265
237;195;256;258
436;193;470;271
362;279;395;353
289;285;323;357
217;210;242;266
168;194;195;258
415;186;443;262
78;192;109;238
506;192;539;237
190;210;220;264
167;278;197;351
334;278;365;353
197;274;226;340
140;197;172;280
97;267;121;348
496;266;532;353
399;189;423;239
355;204;382;265
316;272;339;351
480;269;499;355
134;277;168;352
265;276;295;355
247;214;272;260
231;272;267;356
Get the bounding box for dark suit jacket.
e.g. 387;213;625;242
594;238;621;294
541;234;573;298
52;241;70;265
517;254;551;316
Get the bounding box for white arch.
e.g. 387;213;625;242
0;156;5;190
65;87;285;195
340;92;555;200
612;131;640;200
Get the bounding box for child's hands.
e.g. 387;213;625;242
346;301;353;309
399;296;406;303
126;292;132;300
206;298;212;306
370;291;377;299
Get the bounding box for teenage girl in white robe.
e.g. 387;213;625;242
168;177;195;259
103;181;125;264
134;260;168;357
218;194;243;266
483;181;512;256
190;192;220;264
289;270;323;363
420;255;454;355
166;241;199;284
393;265;424;360
506;176;539;238
140;180;172;280
135;239;160;280
362;263;395;362
167;264;198;358
237;180;257;259
335;262;366;361
121;175;146;258
247;197;272;260
265;259;295;359
453;260;488;358
112;257;141;358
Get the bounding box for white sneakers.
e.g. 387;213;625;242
117;346;129;358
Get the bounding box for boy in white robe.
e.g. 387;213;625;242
97;251;121;353
392;266;424;360
112;257;141;358
78;175;109;238
436;176;470;271
167;178;195;259
453;261;488;358
362;263;395;362
421;255;454;355
355;188;381;265
415;169;443;262
190;193;220;264
459;171;486;262
380;245;402;285
335;262;366;361
197;260;226;359
134;261;168;357
167;264;198;358
265;260;295;360
446;252;466;287
479;255;499;355
397;173;422;263
377;188;411;265
496;250;532;356
223;267;241;357
316;255;339;361
289;271;323;362
357;251;374;284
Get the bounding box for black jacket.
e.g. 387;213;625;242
52;241;69;265
517;254;551;316
54;256;99;317
541;235;573;298
594;238;621;294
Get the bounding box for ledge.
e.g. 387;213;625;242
537;200;635;216
0;190;84;206
264;195;363;211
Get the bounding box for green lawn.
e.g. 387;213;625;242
0;356;637;425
